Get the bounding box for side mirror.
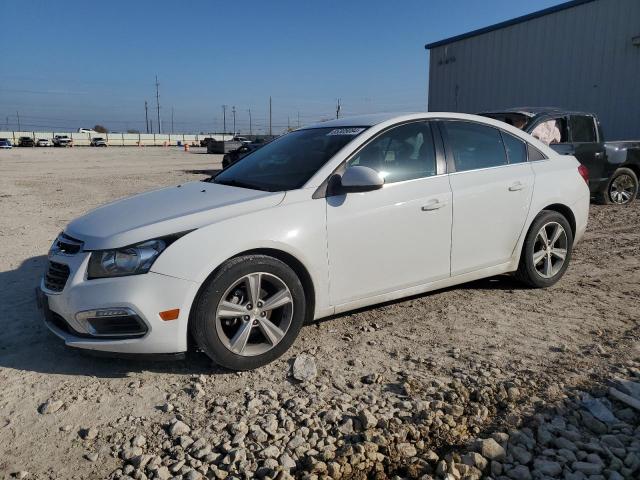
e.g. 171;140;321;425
331;166;384;194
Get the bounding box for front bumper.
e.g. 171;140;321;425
39;251;200;354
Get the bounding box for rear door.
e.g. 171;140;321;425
440;120;535;275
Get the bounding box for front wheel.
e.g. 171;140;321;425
601;167;638;205
190;255;306;370
515;210;573;288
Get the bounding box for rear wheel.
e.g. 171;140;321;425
601;168;638;205
516;210;573;288
190;255;306;370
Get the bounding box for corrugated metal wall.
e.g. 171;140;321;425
427;0;640;140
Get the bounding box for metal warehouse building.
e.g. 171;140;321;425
425;0;640;140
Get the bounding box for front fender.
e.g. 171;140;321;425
150;192;331;317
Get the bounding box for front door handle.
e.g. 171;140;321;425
421;200;447;211
508;182;525;192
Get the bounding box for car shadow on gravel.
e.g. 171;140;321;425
0;255;229;378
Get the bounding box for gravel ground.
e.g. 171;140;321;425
0;147;638;480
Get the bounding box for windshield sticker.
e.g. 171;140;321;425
327;128;365;136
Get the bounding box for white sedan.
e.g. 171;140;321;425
40;113;590;370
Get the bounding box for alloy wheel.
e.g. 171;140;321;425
532;221;568;279
215;272;293;356
609;174;636;204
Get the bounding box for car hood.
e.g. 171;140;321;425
65;181;285;250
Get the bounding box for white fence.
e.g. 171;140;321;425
0;131;231;146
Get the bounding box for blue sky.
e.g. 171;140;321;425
1;0;564;134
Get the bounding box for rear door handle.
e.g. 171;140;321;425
508;182;526;192
421;199;447;211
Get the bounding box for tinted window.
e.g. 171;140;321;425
346;122;436;183
570;116;596;143
213;127;366;191
501;131;527;164
443;121;507;172
527;144;547;161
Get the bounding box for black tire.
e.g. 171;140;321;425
515;210;574;288
599;167;638;205
190;254;306;370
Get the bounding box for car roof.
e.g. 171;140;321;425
302;113;421;129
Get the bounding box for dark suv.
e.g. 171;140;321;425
18;136;35;147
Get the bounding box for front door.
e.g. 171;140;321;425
326;121;452;306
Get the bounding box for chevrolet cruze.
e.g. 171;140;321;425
39;113;590;370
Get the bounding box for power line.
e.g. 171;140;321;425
155;75;161;134
232;106;236;134
222;105;227;134
269;96;272;137
144;101;149;134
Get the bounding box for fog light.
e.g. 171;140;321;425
75;308;147;337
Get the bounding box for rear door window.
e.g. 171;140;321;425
442;121;507;172
569;116;597;143
500;131;527;164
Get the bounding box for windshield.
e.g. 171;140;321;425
212;127;367;191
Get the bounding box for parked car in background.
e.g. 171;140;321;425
18;136;35;147
53;135;72;147
39;112;589;370
91;137;108;147
36;138;50;147
232;136;251;144
480;108;640;205
0;138;12;149
78;128;97;134
200;137;214;147
222;143;264;168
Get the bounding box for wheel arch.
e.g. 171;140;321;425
539;203;576;239
187;248;316;350
621;163;640;182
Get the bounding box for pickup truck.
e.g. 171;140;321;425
480;108;640;205
53;135;72;147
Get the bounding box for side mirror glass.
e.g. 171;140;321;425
333;165;384;194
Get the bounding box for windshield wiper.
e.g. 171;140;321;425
213;178;264;191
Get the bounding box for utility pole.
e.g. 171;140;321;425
247;109;252;136
171;107;174;134
155;75;161;134
144;101;149;133
232;106;236;134
297;111;300;128
222;105;227;135
287;116;290;131
16;111;21;131
269;96;272;137
336;99;341;119
5;116;8;130
150;119;154;134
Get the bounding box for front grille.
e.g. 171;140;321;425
44;261;70;292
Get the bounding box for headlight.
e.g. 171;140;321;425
87;238;168;279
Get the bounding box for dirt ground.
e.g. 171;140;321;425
0;147;638;479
